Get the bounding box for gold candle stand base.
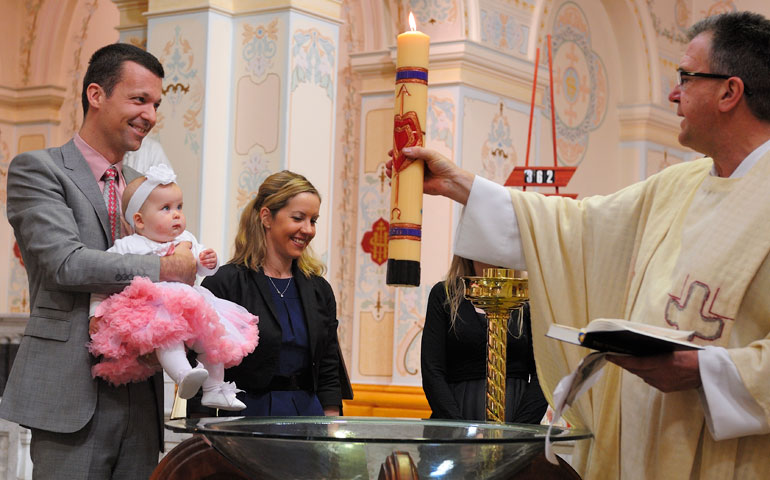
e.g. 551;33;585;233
463;268;528;423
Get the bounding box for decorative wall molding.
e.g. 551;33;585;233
0;314;26;340
146;0;342;23
0;85;67;125
351;39;542;102
113;0;149;47
617;103;682;149
112;0;149;31
332;0;362;367
348;49;393;85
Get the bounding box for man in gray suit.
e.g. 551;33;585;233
1;43;196;478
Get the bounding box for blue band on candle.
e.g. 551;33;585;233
389;225;422;240
396;70;428;83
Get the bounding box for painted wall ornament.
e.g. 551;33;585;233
242;18;279;79
544;2;608;166
409;0;458;24
427;96;454;149
291;29;336;99
481;103;516;184
158;26;202;155
0;129;8;211
701;0;737;17
361;217;389;266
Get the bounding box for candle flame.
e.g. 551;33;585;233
409;12;417;31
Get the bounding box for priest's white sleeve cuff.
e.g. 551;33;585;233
453;176;526;270
698;345;770;440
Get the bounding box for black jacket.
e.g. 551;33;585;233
201;263;352;408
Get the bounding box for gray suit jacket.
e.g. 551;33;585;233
0;139;164;440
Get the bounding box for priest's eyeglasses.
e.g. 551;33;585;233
676;69;752;95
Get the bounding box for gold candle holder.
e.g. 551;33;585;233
463;268;529;423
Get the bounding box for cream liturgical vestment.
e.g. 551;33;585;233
492;154;770;479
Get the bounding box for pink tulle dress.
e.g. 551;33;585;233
87;233;259;385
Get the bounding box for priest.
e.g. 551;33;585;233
391;11;770;479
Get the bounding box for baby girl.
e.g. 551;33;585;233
88;164;258;411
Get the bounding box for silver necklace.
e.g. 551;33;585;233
268;276;292;298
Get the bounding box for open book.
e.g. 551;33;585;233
546;318;703;356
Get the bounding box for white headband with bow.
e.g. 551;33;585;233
125;164;177;228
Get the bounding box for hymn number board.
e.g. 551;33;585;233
505;166;577;194
523;168;555;185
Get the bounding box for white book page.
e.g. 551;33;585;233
588;319;694;340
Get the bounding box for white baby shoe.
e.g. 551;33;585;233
176;364;209;399
201;382;246;411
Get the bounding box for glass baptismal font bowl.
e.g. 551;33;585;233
166;416;591;479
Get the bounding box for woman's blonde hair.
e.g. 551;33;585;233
444;255;476;330
229;170;326;277
444;255;524;337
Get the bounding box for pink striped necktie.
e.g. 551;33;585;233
102;166;119;242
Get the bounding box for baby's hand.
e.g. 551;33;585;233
199;248;218;269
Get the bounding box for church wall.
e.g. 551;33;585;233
540;0;621;196
227;11;289;258
348;0;626;387
145;11;210;239
329;0;364;364
141;4;341;267
345;0;770;393
285;12;340;266
351;85;457;385
0;0;120;316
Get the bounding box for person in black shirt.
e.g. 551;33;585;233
421;256;547;422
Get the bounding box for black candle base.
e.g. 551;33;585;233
386;259;420;287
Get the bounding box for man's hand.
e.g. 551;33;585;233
386;146;475;205
119;216;135;238
138;352;161;369
159;241;197;285
607;350;701;393
89;316;101;336
199;248;217;269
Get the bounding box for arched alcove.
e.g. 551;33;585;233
356;0;395;52
26;0;83;87
600;0;656;105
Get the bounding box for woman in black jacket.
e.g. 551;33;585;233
197;170;351;416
